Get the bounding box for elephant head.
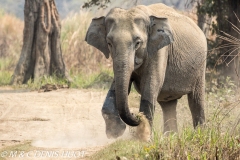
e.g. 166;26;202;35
85;8;174;126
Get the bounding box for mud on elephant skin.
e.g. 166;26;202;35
85;3;207;138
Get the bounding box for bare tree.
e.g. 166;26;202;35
196;0;212;38
11;0;70;85
188;0;212;37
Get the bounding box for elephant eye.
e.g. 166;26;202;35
107;42;113;53
107;43;112;48
135;41;141;50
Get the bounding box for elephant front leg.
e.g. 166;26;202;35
139;49;168;137
102;82;126;139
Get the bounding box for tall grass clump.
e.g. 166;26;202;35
61;11;112;74
0;11;23;85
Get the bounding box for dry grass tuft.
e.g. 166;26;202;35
61;11;112;74
0;12;23;85
0;12;23;70
135;112;151;142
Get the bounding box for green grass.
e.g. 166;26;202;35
0;68;114;90
0;141;32;160
70;68;113;89
91;125;239;160
1;68;114;90
0;71;11;86
91;140;147;160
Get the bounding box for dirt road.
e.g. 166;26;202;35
0;87;133;160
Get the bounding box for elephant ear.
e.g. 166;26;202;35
148;16;174;54
85;16;110;59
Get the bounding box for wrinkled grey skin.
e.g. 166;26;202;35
85;3;207;138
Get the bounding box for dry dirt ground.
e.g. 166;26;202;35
0;87;134;160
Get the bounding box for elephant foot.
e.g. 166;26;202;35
102;113;126;139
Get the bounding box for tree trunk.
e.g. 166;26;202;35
197;13;212;38
197;0;212;38
11;0;70;85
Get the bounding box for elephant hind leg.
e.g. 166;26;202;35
159;99;178;134
187;77;205;128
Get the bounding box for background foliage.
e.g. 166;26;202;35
0;0;189;19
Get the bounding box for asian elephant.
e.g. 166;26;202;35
85;3;207;138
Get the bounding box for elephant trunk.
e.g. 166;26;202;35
113;55;140;126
